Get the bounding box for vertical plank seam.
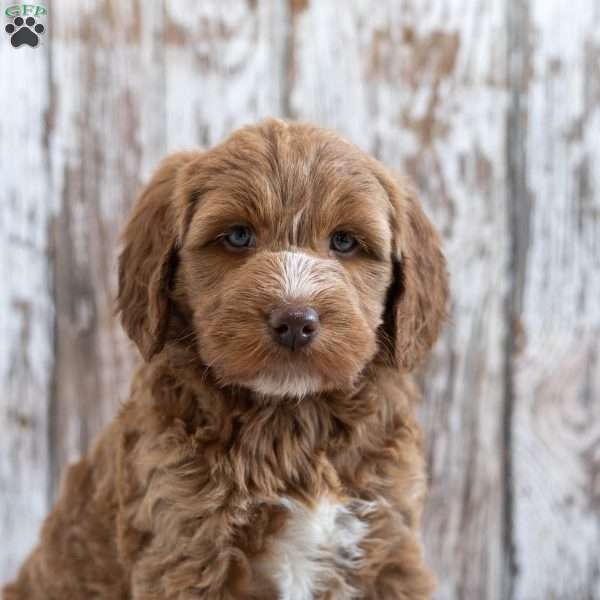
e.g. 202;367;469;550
43;1;58;508
281;0;295;119
505;0;533;596
161;0;168;142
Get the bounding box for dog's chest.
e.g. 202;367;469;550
255;497;372;600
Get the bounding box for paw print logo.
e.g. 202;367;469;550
5;16;45;48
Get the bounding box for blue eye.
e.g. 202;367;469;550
330;231;358;254
224;225;255;249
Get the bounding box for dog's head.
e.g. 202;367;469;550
117;120;448;399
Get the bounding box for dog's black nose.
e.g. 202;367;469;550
268;305;320;350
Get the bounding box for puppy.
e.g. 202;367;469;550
3;119;448;599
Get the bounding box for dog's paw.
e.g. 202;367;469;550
5;16;45;48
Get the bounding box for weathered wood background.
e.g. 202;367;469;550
1;1;599;597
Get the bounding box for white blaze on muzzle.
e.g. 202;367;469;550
278;251;327;302
245;251;330;398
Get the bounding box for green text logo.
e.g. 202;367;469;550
5;4;47;18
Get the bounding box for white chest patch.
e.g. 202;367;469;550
259;497;374;600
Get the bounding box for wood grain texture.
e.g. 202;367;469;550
289;2;510;598
163;0;288;150
48;0;164;499
0;36;52;577
510;1;600;598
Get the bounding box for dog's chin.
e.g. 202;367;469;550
240;361;367;400
243;371;325;400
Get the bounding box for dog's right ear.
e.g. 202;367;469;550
117;152;194;361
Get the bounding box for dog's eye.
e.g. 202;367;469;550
224;225;255;250
330;231;358;254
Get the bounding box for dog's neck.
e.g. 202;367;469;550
138;343;391;501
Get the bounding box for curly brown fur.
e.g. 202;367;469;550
3;119;448;600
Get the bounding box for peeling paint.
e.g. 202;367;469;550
289;0;309;17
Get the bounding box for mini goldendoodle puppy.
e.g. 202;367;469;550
3;119;448;599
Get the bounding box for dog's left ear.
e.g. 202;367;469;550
117;152;194;361
375;167;450;372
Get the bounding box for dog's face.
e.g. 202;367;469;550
118;120;448;399
177;133;393;398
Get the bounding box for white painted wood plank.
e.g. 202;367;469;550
512;2;600;598
0;27;52;582
289;2;510;598
47;0;166;497
164;0;289;150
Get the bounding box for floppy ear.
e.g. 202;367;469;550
117;152;193;361
376;169;449;372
